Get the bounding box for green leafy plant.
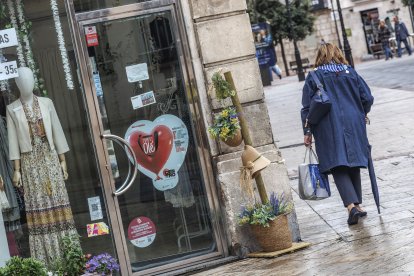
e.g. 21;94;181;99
51;234;86;276
211;72;236;100
0;256;47;276
208;107;240;141
239;193;293;227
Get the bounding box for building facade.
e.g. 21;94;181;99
0;0;299;275
276;0;413;72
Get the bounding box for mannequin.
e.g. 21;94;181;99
6;67;77;267
12;67;68;185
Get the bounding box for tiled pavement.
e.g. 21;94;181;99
191;56;414;275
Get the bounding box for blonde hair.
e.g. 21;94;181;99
314;42;349;67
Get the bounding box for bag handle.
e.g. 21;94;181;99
310;71;323;90
303;147;319;164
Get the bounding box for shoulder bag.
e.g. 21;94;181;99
306;71;331;125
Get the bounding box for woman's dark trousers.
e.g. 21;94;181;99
331;166;362;207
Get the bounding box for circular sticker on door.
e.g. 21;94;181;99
128;217;156;248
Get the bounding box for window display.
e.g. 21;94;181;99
1;0;220;274
0;0;116;271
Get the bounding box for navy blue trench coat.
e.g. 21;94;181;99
301;67;374;173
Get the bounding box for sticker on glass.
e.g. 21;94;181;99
124;115;189;191
85;26;99;47
87;222;109;237
88;196;103;221
131;91;156;110
125;63;149;83
128;217;156;248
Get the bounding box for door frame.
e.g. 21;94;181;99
65;0;228;275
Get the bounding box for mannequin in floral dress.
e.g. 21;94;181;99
6;67;78;267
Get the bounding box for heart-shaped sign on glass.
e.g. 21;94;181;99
125;114;189;191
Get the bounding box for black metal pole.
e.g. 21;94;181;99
409;0;414;34
286;0;305;81
330;0;343;51
279;36;290;76
336;0;354;67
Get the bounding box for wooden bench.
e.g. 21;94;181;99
289;58;313;73
370;43;384;59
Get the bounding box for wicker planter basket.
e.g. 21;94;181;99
222;129;243;147
251;214;292;252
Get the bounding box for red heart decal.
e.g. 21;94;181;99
128;125;173;178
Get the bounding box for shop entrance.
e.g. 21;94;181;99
71;1;224;275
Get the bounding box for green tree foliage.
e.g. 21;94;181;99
248;0;316;41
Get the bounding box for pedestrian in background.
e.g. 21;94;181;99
269;45;282;80
301;43;374;225
378;20;393;60
394;16;412;57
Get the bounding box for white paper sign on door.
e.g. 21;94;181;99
0;61;19;81
0;28;18;49
125;63;149;83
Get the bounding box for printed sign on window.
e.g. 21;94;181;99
124;115;189;191
88;196;103;221
0;28;18;49
85;26;99;47
131;91;156;110
128;217;156;248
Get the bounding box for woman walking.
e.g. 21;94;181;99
301;43;374;225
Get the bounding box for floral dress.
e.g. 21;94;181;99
21;97;77;267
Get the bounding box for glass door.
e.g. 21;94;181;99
73;2;222;275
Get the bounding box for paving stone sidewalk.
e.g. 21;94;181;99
191;57;414;276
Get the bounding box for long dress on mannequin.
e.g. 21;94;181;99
20;97;77;267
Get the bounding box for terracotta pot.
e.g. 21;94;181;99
250;214;292;252
222;129;243;147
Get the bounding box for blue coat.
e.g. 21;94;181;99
301;67;374;173
395;22;410;40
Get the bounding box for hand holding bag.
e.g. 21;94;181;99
307;71;331;125
298;148;331;200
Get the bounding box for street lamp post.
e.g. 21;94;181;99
285;0;305;81
409;0;414;33
336;0;354;67
330;0;343;51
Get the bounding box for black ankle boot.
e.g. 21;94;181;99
347;207;360;225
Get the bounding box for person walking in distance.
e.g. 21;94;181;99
301;43;374;225
394;16;412;57
378;20;393;60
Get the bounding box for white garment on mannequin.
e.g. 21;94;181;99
0;211;10;267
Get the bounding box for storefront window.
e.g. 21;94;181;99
0;0;117;270
1;0;219;274
74;0;151;13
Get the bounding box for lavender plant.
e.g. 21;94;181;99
238;192;293;227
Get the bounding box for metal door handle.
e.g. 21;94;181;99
101;134;138;196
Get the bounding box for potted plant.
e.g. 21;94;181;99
50;234;87;276
85;253;120;276
208;107;242;147
0;256;48;276
239;193;293;252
